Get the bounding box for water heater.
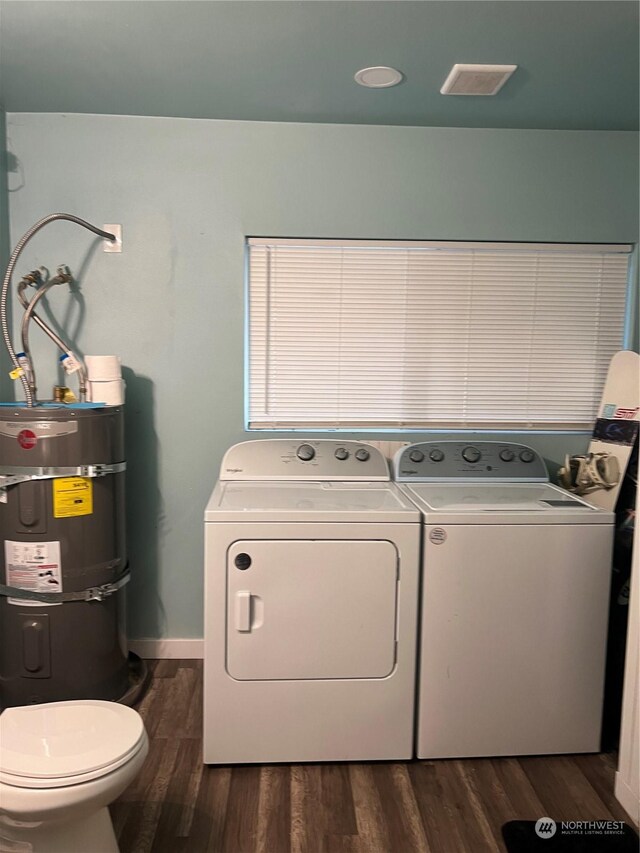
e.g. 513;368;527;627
0;406;129;706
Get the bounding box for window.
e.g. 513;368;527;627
247;238;632;431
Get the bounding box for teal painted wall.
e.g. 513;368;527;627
0;110;7;262
0;110;12;401
5;113;639;639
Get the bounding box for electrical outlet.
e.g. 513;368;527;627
103;224;122;253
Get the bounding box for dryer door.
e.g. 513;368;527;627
226;539;398;680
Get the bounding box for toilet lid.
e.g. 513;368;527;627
0;700;146;784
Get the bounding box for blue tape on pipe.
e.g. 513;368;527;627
0;402;107;409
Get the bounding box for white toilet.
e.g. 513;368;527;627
0;700;149;853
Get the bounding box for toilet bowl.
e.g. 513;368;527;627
0;700;149;853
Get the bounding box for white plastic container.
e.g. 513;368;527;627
85;356;125;406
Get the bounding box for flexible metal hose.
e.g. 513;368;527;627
17;282;69;353
21;277;68;400
17;282;88;401
1;214;115;406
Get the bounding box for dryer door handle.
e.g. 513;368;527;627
235;590;252;632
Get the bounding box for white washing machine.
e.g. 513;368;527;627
203;439;421;764
393;441;615;759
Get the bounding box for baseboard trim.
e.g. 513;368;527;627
615;770;640;826
129;638;204;659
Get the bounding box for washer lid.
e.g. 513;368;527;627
0;700;146;781
401;483;614;524
205;480;420;522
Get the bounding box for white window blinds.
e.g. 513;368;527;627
247;239;632;430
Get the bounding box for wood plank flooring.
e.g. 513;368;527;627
112;660;636;853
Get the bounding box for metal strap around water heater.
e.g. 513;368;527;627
0;567;131;603
0;461;127;491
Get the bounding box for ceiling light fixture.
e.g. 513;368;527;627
440;64;517;96
354;66;404;88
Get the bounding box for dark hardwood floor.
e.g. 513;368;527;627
112;660;635;853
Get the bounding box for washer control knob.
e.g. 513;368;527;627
296;444;315;461
499;449;515;462
335;447;349;461
409;449;425;463
429;449;445;462
519;449;536;463
355;447;370;462
462;446;481;463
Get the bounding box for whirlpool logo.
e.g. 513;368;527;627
535;818;557;839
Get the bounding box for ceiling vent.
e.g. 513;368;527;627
440;64;517;96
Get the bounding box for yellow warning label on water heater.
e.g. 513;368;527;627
53;477;94;518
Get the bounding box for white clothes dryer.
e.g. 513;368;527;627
394;441;614;760
203;439;421;764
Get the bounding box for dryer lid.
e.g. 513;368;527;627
0;700;146;781
205;480;420;522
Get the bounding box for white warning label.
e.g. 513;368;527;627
5;540;62;605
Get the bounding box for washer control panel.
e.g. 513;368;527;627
221;440;389;481
394;441;548;482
